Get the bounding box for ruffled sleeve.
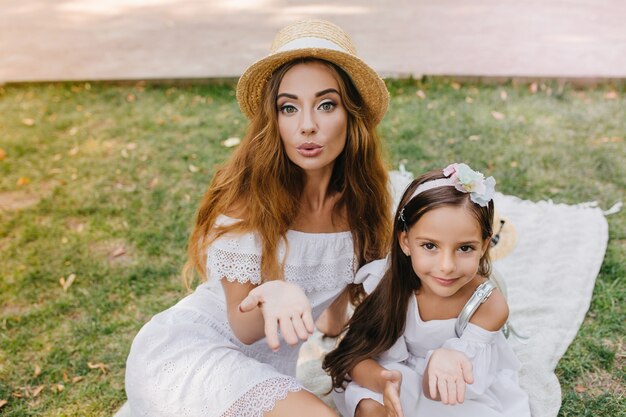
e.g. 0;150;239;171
378;335;410;365
438;323;521;399
206;215;263;285
353;258;388;294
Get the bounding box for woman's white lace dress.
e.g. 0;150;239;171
125;215;357;417
335;260;531;417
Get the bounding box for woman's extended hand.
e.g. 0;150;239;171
425;348;474;405
238;281;315;351
381;369;404;417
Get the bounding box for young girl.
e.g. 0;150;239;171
124;19;391;417
323;163;531;417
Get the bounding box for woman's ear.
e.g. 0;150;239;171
398;231;411;256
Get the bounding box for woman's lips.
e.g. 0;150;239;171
296;142;323;157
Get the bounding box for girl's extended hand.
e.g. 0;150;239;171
381;369;404;417
238;281;315;351
426;348;474;405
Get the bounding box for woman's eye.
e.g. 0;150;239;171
318;101;335;111
280;104;297;114
459;245;474;253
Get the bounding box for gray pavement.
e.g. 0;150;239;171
1;0;626;83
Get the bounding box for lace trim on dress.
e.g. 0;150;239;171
221;376;302;417
208;246;357;292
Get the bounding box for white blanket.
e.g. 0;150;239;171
297;192;609;417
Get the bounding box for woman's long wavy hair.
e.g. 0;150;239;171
183;58;392;292
323;168;494;390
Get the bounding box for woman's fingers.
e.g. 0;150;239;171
460;356;474;384
290;314;311;341
238;292;261;313
302;309;316;334
279;316;299;346
264;314;280;352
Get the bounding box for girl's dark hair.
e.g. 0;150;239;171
322;167;494;390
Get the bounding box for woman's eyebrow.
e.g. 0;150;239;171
316;88;340;97
277;93;297;100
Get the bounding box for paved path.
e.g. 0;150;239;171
1;0;625;83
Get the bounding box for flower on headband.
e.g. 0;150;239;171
443;163;496;207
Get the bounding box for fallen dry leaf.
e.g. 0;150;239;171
88;361;108;374
148;177;159;189
529;82;538;94
500;90;508;101
574;384;587;393
68;147;79;156
126;94;136;102
491;111;505;120
0;148;6;161
604;91;618;100
16;177;30;186
510;161;519;168
72;376;84;383
109;246;126;258
11;391;22;398
55;384;65;393
416;90;426;99
59;273;76;291
32;385;44;397
34;364;41;377
451;82;461;90
188;164;199;173
68;127;79;136
426;102;437;110
22;118;35;126
468;135;481;142
591;136;623;145
126;142;137;150
0;399;6;408
465;97;474;104
63;371;69;382
221;137;241;148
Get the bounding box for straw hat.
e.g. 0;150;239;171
490;210;517;261
236;19;389;125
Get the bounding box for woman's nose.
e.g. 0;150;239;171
300;109;317;135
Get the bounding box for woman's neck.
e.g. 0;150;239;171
291;169;348;233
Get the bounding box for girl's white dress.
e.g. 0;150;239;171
335;259;531;417
125;215;357;417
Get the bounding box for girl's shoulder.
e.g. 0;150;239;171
468;281;509;331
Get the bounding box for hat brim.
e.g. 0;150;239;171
491;211;517;261
236;48;389;126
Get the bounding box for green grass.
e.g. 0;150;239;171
0;79;624;416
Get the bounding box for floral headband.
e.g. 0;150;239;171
399;163;496;228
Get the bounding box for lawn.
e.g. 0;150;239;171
0;78;624;416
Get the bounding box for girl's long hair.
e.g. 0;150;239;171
183;58;391;290
323;168;494;390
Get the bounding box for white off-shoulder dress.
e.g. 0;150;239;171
336;260;531;417
125;215;357;417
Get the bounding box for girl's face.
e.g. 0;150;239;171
399;205;490;299
276;61;348;176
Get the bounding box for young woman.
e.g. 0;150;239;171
125;19;391;417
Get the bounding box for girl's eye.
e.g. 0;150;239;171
459;245;474;253
279;104;297;114
318;101;335;112
422;243;436;251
